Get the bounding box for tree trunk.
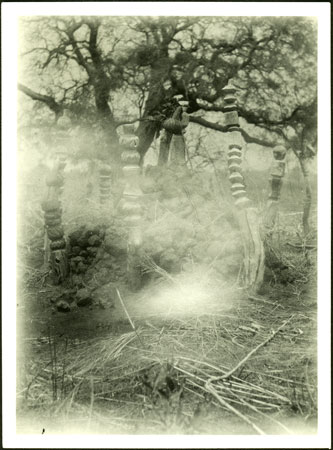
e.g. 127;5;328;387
136;55;171;163
93;79;121;163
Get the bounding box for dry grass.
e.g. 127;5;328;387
17;274;317;435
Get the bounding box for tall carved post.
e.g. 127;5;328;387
222;85;265;291
54;116;70;198
119;125;143;290
42;117;69;268
99;161;112;205
263;145;287;235
42;168;68;284
93;123;113;206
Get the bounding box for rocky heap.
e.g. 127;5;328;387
140;165;244;283
67;223;128;288
68;225;105;280
52;223;129;311
55;163;249;313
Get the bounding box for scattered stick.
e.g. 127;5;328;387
230;389;292;434
88;376;94;430
209;316;294;382
248;295;284;308
286;242;316;250
305;358;316;408
205;382;266;435
116;288;144;348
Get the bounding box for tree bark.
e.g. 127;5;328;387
136;53;172;162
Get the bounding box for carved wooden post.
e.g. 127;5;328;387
42;168;68;284
42;117;69;267
222;85;265;291
119;125;143;290
55;116;70;198
99;161;112;205
263;145;287;235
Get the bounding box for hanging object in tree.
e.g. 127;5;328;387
169;98;190;166
222;85;265;292
263;145;287;235
119;124;143;291
159;96;190;166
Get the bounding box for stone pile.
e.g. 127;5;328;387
68;225;105;277
141;181;244;282
66;222;129;289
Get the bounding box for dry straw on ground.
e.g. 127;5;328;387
17;268;317;434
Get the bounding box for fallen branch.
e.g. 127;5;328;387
205;382;266;435
228;389;292;434
209;316;294;382
248;295;284;308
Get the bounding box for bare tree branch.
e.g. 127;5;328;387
18;83;64;118
189;116;276;147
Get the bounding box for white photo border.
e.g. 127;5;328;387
2;2;331;448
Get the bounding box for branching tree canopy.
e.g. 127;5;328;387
19;15;317;161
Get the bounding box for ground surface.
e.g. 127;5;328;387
16;162;318;436
16;245;317;435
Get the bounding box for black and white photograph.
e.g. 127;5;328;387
1;2;331;448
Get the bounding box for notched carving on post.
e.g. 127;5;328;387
222;85;265;292
119;124;143;291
